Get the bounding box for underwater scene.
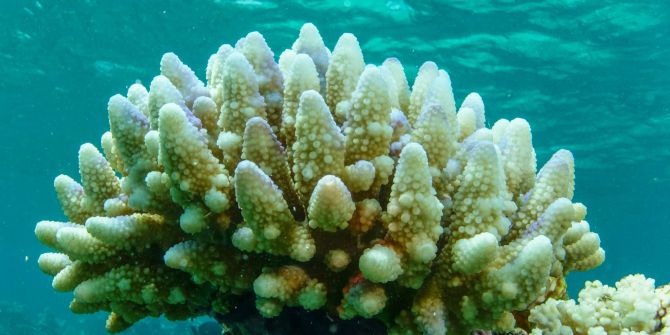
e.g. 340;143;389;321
1;0;669;334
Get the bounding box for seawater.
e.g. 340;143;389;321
0;1;668;333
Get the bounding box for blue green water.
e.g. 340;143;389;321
0;1;668;333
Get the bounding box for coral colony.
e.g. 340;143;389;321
35;24;670;334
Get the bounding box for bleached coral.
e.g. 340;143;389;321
36;23;613;334
529;274;670;334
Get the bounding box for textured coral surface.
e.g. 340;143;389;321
36;23;658;334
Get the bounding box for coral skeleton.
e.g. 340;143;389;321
34;23;667;334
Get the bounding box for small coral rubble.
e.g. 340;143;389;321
35;23;655;334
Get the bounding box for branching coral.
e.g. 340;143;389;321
529;274;670;334
36;23;615;334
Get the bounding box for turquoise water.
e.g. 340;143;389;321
0;1;668;333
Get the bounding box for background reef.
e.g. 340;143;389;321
0;1;668;334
